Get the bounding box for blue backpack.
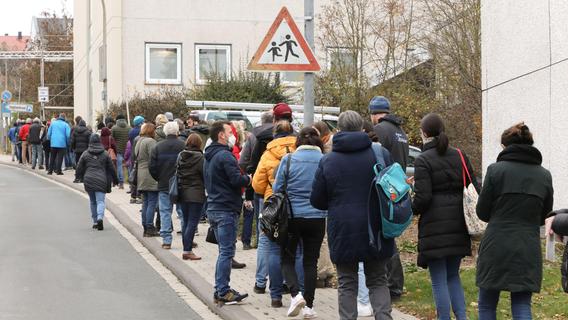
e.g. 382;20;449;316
369;144;413;240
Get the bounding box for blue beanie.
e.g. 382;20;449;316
133;115;144;126
368;96;391;114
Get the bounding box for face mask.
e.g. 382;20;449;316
227;135;236;148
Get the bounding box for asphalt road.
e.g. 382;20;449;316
0;165;202;320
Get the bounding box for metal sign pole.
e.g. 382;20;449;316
303;0;315;127
40;55;45;120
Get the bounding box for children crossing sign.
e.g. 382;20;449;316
248;7;320;72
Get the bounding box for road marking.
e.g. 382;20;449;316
11;167;223;320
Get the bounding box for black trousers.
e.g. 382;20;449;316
281;217;326;308
386;244;404;296
75;151;83;165
49;147;66;173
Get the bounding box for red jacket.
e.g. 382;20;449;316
19;123;30;141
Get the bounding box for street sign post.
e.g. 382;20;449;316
248;7;320;72
2;90;12;102
38;86;49;103
8;104;34;113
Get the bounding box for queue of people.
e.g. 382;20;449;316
8;97;567;320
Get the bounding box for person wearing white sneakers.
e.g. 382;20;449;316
357;263;374;317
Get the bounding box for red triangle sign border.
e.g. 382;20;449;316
248;6;320;72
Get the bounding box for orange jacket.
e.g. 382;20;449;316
252;135;296;201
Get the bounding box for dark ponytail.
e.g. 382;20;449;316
501;122;534;146
420;113;449;155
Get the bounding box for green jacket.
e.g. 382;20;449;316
111;119;131;154
476;144;553;293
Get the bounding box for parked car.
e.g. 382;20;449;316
189;110;254;131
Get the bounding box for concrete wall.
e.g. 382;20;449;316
481;0;568;207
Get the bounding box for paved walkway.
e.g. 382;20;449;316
0;156;417;320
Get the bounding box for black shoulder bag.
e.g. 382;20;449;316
259;154;293;245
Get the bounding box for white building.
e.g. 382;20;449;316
481;1;568;207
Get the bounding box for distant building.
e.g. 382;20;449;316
0;32;30;51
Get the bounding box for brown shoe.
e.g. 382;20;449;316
271;299;283;308
182;252;201;260
162;243;171;249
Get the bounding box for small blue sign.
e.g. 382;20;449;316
1;101;9;115
2;90;12;102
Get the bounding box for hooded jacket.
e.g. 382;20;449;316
177;146;206;203
149;135;186;191
248;124;275;174
134;136;158;192
47;117;71;148
28;122;43;144
100;127;117;153
18;123;31;141
310;131;395;264
204;142;251;213
128;125;141;144
476;144;553;293
252;135;296;201
76;136;118;193
111;119;131;154
71;121;92;153
373;114;409;171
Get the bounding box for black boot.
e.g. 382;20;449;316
97;219;104;231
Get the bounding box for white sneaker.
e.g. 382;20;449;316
357;302;373;317
287;292;306;317
302;306;317;319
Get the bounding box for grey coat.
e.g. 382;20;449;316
135;136;158;191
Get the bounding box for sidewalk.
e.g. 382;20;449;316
0;156;417;320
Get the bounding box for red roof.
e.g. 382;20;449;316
0;36;30;51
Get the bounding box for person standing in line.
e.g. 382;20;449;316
19;118;32;165
177;133;206;261
204;121;252;304
311;111;395;320
8;122;20;162
47;113;71;175
272;127;327;319
111;114;131;189
128;115;145;203
412;113;478;320
369;96;408;302
154;114;168;142
41;120;51;170
71;120;92;182
100;127;118;169
476;123;553;320
135;123;160;237
28;118;44;170
149;121;186;249
75;134;118;231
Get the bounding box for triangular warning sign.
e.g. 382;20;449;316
248;7;320;72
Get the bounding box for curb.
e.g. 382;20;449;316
0;161;256;320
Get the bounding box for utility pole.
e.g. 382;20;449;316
303;0;315;127
100;0;108;124
40;54;45;120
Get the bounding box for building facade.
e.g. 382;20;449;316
481;0;568;206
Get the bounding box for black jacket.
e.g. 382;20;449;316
71;124;92;153
247;125;274;174
373;115;409;171
149;135;186;191
28;123;42;144
310;131;395;264
476;144;553;293
204;142;250;213
178;147;206;204
76;142;118;193
412;140;479;268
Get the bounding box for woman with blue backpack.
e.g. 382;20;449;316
412;113;479;320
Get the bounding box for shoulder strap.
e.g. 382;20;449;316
456;148;471;187
371;143;386;170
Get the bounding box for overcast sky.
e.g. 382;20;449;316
0;0;73;36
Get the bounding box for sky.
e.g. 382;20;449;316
0;0;73;36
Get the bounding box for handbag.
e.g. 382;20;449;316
107;137;117;161
168;152;182;204
457;149;487;237
206;225;218;244
259;154;293;245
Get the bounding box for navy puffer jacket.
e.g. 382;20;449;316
310;131;395;264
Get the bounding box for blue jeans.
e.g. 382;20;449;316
241;204;254;246
176;204;183;225
208;210;238;296
478;289;532;320
87;191;105;223
180;202;203;252
267;239;304;300
255;196;268;288
141;191;158;228
158;191;173;244
358;262;370;305
116;153;124;183
428;256;467;320
31;144;43;168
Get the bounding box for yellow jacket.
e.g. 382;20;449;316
252;135;297;201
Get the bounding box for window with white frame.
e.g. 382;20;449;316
195;44;231;84
145;43;182;85
326;47;359;72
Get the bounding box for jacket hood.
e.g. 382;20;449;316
180;149;203;167
266;136;296;160
116;119;128;128
88;135;105;154
497;144;542;165
256;125;274;140
190;125;210;135
204;142;232;161
101;127;111;136
76;124;89;134
332;131;371;153
379;114;403;126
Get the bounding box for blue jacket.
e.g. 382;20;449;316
47;118;71;148
310;131;395;264
204;142;251;213
273;145;326;219
8;127;17;143
128;125;141;143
